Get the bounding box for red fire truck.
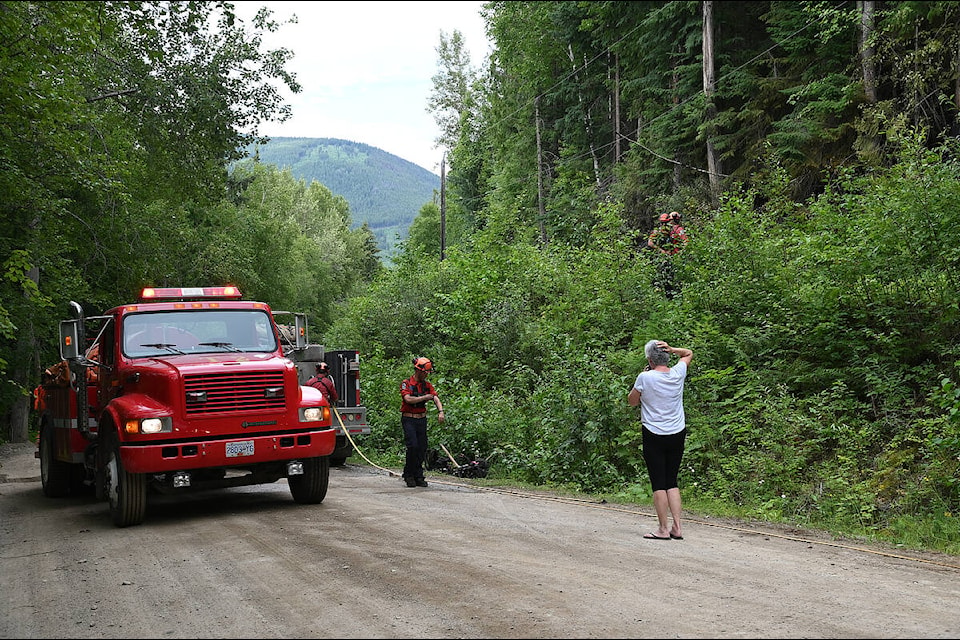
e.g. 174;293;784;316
37;286;340;527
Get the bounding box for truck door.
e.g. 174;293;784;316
92;318;117;413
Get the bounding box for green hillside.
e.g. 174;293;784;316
245;137;440;255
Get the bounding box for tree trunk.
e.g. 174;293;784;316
535;95;548;245
955;43;960;136
953;31;960;136
7;265;40;443
859;1;877;104
614;52;622;163
702;0;721;205
567;44;602;188
672;46;682;190
8;398;31;443
440;153;447;261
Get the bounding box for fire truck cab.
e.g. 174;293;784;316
38;286;337;527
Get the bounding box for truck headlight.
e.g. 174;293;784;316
125;417;172;434
302;407;322;422
141;418;164;433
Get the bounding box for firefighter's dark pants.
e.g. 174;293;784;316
653;255;679;299
401;415;428;481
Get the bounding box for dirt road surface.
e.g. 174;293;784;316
1;441;958;639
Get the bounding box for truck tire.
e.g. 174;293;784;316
329;435;351;467
288;456;329;504
105;434;147;527
40;421;71;498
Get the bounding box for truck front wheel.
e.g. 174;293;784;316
288;456;329;504
105;435;147;527
40;421;71;498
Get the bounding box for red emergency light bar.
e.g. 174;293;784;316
140;286;242;301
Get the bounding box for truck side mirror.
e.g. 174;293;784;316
294;314;307;350
60;319;80;360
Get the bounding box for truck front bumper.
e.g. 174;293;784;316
119;428;337;473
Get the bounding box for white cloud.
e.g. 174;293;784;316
233;1;489;174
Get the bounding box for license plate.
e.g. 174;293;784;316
226;440;254;457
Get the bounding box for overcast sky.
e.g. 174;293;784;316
233;1;490;174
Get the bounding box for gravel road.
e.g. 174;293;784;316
1;441;958;639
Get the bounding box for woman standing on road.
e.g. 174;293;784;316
627;339;693;540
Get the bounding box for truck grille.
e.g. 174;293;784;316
183;371;286;416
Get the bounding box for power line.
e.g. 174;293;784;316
474;2;830;173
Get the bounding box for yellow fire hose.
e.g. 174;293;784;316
331;406;401;477
331;407;457;479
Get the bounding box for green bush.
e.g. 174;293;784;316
328;139;960;555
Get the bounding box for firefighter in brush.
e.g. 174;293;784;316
399;357;445;488
647;211;688;299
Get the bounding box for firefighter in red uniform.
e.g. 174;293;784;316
307;362;339;404
399;357;445;487
647;211;688;298
647;211;688;255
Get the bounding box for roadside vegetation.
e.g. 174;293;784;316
2;2;958;555
329;132;960;556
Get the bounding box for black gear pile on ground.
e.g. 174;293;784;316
451;458;489;478
425;448;451;472
424;448;489;478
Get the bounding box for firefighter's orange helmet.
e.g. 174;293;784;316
658;213;671;222
413;357;433;372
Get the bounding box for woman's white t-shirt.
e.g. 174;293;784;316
633;361;687;435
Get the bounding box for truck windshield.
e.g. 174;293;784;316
122;309;277;357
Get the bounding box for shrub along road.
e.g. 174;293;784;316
1;442;958;638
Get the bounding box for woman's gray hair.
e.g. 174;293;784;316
644;339;670;367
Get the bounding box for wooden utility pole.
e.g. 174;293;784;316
702;0;721;205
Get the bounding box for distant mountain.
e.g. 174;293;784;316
245;137;440;256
